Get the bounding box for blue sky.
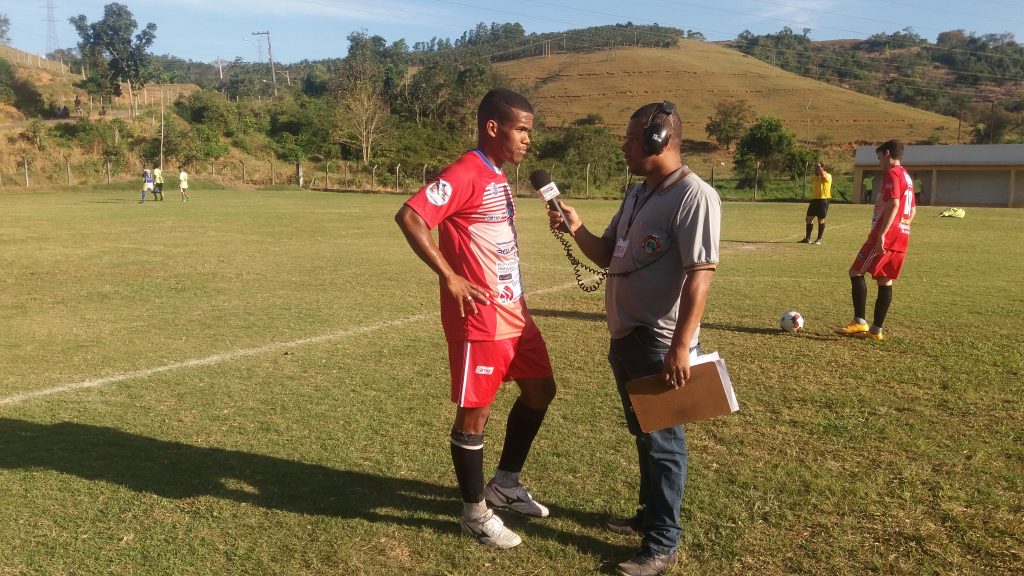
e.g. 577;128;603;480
5;0;1024;64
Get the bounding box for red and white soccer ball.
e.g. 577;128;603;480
779;311;804;334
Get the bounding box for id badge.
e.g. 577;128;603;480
613;238;629;258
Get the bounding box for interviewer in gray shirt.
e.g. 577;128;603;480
548;101;720;576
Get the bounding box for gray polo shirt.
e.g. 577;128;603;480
602;169;721;346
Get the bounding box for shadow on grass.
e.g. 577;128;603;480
703;323;842;341
530;308;606;323
702;322;781;336
0;418;627;559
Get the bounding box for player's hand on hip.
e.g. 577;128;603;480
446;276;490;317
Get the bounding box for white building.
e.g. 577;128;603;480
853;144;1024;208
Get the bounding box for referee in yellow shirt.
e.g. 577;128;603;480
800;162;832;244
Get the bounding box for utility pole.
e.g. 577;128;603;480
990;99;996;144
159;89;165;171
252;31;278;97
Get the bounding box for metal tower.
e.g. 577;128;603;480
45;0;59;56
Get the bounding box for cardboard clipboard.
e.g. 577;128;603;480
625;353;739;432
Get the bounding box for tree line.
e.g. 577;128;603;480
734;27;1024;143
5;4;1023;195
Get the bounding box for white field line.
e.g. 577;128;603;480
0;282;581;408
0;315;430;408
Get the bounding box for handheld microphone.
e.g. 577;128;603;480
529;170;571;233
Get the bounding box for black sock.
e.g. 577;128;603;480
450;428;484;503
874;284;893;329
497;398;548;474
804;223;813;240
816;223;825;240
851;276;867;321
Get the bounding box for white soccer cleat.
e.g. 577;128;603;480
484;479;550;518
460;509;522;549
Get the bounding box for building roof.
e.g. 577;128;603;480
854;144;1024;167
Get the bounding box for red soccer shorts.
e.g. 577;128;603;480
447;321;553;408
852;242;907;280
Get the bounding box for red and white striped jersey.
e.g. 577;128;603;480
405;150;531;342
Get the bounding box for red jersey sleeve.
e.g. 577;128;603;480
405;166;472;229
882;169;903;201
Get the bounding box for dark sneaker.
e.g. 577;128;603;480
615;551;678;576
606;516;642;538
797;238;810;243
484;478;549;518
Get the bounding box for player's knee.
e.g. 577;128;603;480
538;379;557;405
519;377;556;407
450;428;484;450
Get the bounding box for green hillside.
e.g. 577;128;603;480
1;35;970;193
497;41;962;146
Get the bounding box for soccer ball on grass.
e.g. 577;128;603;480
779;311;804;334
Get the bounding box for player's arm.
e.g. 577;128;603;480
874;195;899;252
395;205;490;314
663;266;715;388
548;200;615;268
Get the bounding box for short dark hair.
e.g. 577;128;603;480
477;88;533;133
631;102;683;144
876;139;905;159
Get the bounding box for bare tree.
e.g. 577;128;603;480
336;82;389;166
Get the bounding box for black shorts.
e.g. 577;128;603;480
806;199;829;219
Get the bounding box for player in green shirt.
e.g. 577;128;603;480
178;168;190;202
153;167;165;201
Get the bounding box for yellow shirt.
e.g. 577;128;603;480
812;172;832;200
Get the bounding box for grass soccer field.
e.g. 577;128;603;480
1;188;1022;575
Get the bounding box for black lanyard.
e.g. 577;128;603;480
621;167;690;240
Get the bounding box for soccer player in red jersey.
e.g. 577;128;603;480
395;89;556;549
836;139;917;341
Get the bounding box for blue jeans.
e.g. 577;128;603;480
609;326;695;556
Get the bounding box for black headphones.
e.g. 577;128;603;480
642;101;677;155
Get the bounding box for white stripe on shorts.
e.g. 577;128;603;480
458;342;472;407
858;248;880;275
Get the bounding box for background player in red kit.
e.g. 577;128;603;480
395;89;556;549
836;139;917;341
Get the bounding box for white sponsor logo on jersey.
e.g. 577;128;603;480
426;179;453;205
474;366;495;375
